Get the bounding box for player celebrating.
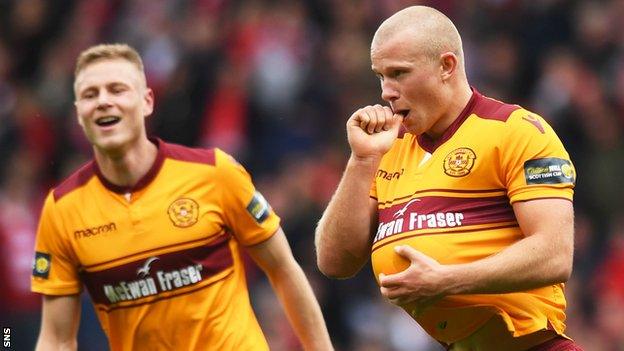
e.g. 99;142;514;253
32;43;332;351
316;6;582;351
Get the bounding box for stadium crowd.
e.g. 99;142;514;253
0;0;623;350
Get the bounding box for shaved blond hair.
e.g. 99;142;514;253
74;43;146;87
372;6;464;64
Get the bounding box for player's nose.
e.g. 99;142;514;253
381;80;399;102
96;90;113;109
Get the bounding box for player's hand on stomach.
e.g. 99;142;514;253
378;245;447;315
347;104;403;160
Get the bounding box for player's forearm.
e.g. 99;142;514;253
35;335;77;351
267;263;333;351
315;155;379;278
443;231;573;295
36;295;80;351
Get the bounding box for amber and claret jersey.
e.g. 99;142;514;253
31;139;280;350
370;90;576;345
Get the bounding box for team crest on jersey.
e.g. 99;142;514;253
32;252;51;279
443;148;476;177
167;198;199;228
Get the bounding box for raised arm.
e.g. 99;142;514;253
315;105;403;278
379;198;574;305
246;228;333;351
36;294;81;351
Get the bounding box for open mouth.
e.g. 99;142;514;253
95;116;121;127
395;109;410;118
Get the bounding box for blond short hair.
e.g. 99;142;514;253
75;43;145;78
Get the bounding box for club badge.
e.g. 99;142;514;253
168;198;199;228
443;147;476;177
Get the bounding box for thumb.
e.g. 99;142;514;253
394;245;425;263
395;245;440;267
381;113;403;132
388;113;404;131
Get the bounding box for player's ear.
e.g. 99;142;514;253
74;101;85;127
143;88;154;118
439;52;458;81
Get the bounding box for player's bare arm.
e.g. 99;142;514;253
35;295;81;351
315;106;402;278
247;227;333;351
379;198;573;306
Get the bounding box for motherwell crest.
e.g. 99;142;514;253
443;148;476;177
168;198;199;227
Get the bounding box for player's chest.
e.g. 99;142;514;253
372;139;515;245
376;141;503;201
63;184;225;266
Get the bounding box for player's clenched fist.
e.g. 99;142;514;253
347;104;403;160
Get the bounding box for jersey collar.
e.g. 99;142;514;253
94;137;166;194
416;88;481;153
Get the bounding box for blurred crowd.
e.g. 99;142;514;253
0;0;623;350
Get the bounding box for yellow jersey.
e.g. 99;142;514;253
370;90;576;344
32;139;280;350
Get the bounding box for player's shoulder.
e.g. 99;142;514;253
470;92;554;135
52;160;97;202
471;92;522;123
495;105;559;142
161;140;244;174
162;140;217;166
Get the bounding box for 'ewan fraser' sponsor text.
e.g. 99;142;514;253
103;262;204;304
374;212;464;243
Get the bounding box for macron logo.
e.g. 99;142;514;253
393;199;421;218
522;115;545;134
74;222;117;239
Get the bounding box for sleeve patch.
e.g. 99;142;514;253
524;158;575;185
246;192;270;223
32;252;51;279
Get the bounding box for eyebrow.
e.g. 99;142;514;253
80;81;129;90
372;63;411;73
77;81;133;96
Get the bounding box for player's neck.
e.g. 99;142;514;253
94;137;158;188
425;84;473;140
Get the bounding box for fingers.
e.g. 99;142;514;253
378;246;437;288
380;284;440;310
377;246;426;288
379;285;415;306
394;245;438;266
350;105;395;134
378;271;405;289
374;105;391;133
389;112;404;131
393;245;421;261
380;285;402;300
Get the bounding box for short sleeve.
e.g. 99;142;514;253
369;179;378;200
500;111;576;204
31;192;82;295
216;149;281;246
